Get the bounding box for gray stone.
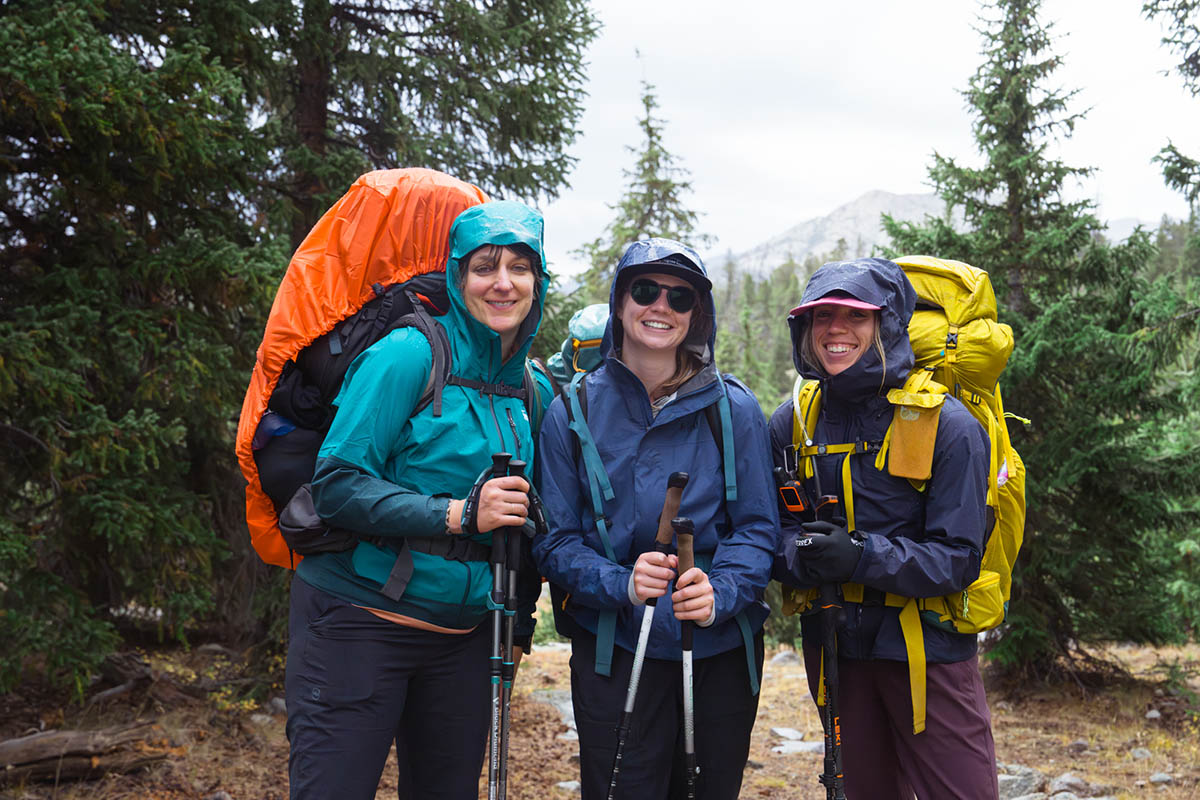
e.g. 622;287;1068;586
1048;793;1080;800
770;726;805;741
557;729;579;741
999;769;1046;799
204;793;234;800
1066;739;1089;755
1149;772;1173;785
249;713;272;726
1049;773;1088;794
555;780;581;793
770;649;801;665
269;696;287;716
1145;708;1162;720
1009;795;1047;800
771;740;825;755
745;760;764;770
1131;747;1152;760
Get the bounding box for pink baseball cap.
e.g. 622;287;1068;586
789;293;881;316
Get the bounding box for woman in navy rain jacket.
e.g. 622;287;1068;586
770;257;998;799
534;239;778;800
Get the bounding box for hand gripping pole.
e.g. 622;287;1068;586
486;453;511;800
674;516;700;800
606;471;688;800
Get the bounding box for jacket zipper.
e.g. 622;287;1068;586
506;407;522;461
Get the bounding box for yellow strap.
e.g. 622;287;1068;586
570;338;602;372
840;453;856;530
817;648;827;707
897;599;927;734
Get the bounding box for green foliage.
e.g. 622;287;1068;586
1144;0;1200;204
577;80;712;301
762;582;803;649
0;0;597;693
0;1;283;691
883;0;1200;675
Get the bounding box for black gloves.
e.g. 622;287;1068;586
789;520;865;585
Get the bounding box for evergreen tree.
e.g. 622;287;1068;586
0;0;599;691
1143;1;1200;205
884;0;1200;676
102;0;599;250
0;2;283;691
577;80;712;301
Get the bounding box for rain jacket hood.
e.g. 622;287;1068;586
445;201;549;382
789;257;916;406
601;238;715;366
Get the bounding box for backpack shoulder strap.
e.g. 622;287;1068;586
704;375;738;502
394;303;451;418
524;357;550;435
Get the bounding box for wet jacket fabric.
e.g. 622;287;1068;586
769;257;990;664
533;239;779;662
299;201;551;633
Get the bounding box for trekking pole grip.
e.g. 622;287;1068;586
655;472;689;552
672;516;696;650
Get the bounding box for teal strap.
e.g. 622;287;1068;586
567;372;618;675
695;554;759;695
595;609;617;677
567;372;615;504
717;382;737;502
735;610;759;696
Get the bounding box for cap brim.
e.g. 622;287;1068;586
790;296;881;316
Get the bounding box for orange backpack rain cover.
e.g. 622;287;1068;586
235;168;489;568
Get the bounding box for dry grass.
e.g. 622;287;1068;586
1;642;1197;799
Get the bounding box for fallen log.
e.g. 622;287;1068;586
0;721;180;784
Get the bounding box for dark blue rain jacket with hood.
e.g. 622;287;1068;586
300;200;552;635
533;239;778;664
768;257;990;664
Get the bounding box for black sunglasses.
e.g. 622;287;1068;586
628;278;697;313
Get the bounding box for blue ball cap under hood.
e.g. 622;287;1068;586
789;257;916;401
601;237;716;359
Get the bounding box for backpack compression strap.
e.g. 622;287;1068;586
564;371;619;676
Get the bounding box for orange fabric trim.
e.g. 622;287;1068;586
357;606;476;634
235;169;489;568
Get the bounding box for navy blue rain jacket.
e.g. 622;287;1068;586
768;257;991;664
533;239;778;661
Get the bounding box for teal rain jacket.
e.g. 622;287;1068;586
300;201;552;632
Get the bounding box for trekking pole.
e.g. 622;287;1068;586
486;452;512;800
496;458;528;800
811;495;846;800
672;516;699;800
607;471;689;800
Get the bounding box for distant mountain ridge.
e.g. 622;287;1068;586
729;190;954;277
724;190;1151;279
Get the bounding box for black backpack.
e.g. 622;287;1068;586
252;272;547;557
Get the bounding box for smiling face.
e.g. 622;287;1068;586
617;271;694;357
809;304;878;375
461;245;537;352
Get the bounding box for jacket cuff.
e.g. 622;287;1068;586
627;571;645;606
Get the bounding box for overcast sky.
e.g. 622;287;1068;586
537;0;1200;277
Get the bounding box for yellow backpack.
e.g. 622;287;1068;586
782;255;1027;733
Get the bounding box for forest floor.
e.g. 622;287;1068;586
1;633;1198;800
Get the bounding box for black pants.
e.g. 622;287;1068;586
570;627;764;800
285;576;491;800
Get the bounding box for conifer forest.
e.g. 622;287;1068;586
2;0;1200;775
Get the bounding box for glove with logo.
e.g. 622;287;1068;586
792;520;865;584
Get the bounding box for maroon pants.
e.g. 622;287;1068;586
803;647;998;800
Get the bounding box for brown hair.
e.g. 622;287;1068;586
614;286;711;399
457;243;542;293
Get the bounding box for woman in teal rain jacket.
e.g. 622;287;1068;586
286;201;552;800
